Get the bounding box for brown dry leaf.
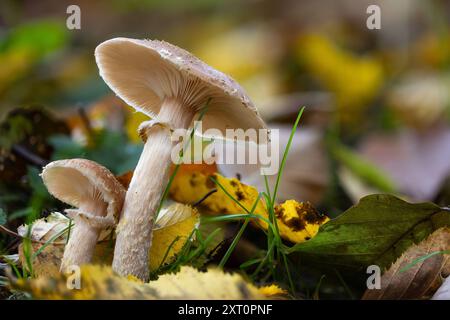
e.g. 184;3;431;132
170;172;329;243
11;265;265;300
362;227;450;300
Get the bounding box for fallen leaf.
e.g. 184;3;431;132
362;228;450;299
274;200;329;243
150;203;199;271
12;265;265;300
170;172;329;243
258;284;287;298
290;194;450;271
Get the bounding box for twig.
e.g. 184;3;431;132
193;189;217;207
11;144;48;167
0;225;21;238
78;107;94;139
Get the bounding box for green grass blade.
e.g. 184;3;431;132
218;193;262;268
271;107;305;204
400;250;450;273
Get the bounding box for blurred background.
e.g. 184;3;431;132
0;0;449;243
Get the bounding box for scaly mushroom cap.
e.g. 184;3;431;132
41;159;125;227
95;38;267;139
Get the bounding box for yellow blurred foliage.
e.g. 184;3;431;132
296;34;384;124
0;48;34;94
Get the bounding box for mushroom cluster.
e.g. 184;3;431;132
41;38;266;281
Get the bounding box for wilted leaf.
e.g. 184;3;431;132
12;265;265;300
290;194;450;271
170;172;329;243
362;228;450;299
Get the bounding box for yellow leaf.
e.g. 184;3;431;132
117;162;217;189
150;203;199;271
125;106;151;143
170;172;329;243
273;200;329;243
296;34;383;124
12;265;265;300
258;284;287;298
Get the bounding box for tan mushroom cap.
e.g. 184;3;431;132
95;38;267;140
41;159;125;226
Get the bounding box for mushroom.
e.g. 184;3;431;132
95;38;267;280
41;159;125;271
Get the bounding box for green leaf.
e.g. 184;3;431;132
289;194;450;271
332;144;396;193
1;20;68;58
49;130;142;175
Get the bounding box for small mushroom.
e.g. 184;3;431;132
95;38;267;280
41;159;125;271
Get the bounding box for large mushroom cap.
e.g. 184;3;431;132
41;159;125;224
95;38;267;139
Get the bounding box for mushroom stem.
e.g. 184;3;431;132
60;202;106;272
112;98;194;280
60;217;99;271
